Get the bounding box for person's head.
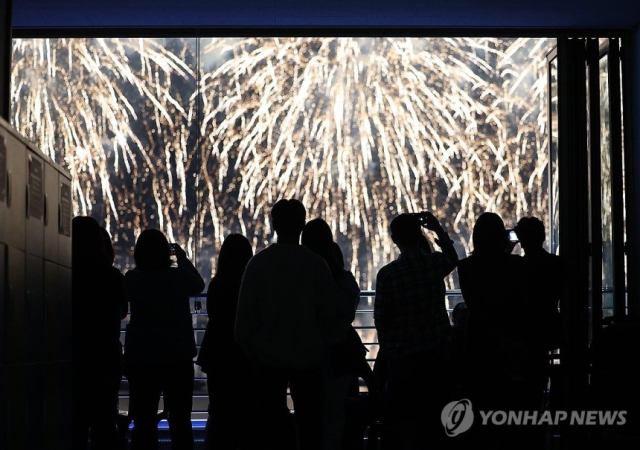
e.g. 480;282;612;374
390;214;422;252
72;216;109;268
514;217;545;251
271;199;306;240
100;227;116;266
302;218;341;277
133;229;172;271
215;234;253;281
452;302;469;330
472;212;508;255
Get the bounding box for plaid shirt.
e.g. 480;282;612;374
374;241;457;358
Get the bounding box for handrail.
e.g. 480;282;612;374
117;287;564;418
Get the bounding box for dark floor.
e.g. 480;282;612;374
122;421;640;449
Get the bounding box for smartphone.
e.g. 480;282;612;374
507;230;519;242
169;243;178;255
409;211;430;225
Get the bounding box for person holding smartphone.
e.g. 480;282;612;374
374;212;458;449
124;231;204;450
457;212;532;447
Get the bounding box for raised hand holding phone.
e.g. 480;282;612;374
420;211;443;233
170;243;187;260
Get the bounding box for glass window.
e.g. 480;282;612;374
12;37;556;289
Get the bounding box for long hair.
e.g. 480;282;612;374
471;212;508;256
100;227;116;266
72;216;110;269
133;229;172;271
333;242;345;269
214;234;253;286
302;218;342;279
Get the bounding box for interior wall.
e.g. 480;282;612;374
10;0;640;28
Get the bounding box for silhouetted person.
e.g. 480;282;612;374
374;212;457;449
333;241;346;269
196;234;257;449
101;226;129;320
457;212;531;448
590;316;640;442
124;230;204;450
302;218;362;450
331;242;376;398
235;199;344;450
515;217;566;354
72;217;126;450
515;216;567;441
100;227;116;265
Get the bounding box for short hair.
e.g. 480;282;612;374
271;199;306;237
390;214;422;248
134;229;172;271
515;217;545;248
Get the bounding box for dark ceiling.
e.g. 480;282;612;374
12;0;640;30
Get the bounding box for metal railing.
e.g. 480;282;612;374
117;289;465;421
115;287;623;424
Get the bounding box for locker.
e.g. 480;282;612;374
26;254;45;364
0;131;7;244
58;174;72;269
59;266;72;361
0;127;26;250
1;117;72;447
44;163;59;263
59;361;73;449
6;246;26;365
1;242;6;363
0;243;6;450
27;364;45;450
26;150;45;257
44;261;59;363
0;364;6;449
43;362;61;450
6;364;28;448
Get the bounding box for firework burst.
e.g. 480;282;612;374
197;37;553;285
11;37;197;260
12;37;553;287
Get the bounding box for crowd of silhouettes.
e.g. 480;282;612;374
72;201;567;450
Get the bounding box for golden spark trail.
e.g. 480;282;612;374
12;37;553;288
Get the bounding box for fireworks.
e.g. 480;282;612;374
11;37;197;256
11;37;554;288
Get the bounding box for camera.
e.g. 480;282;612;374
409;211;430;225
